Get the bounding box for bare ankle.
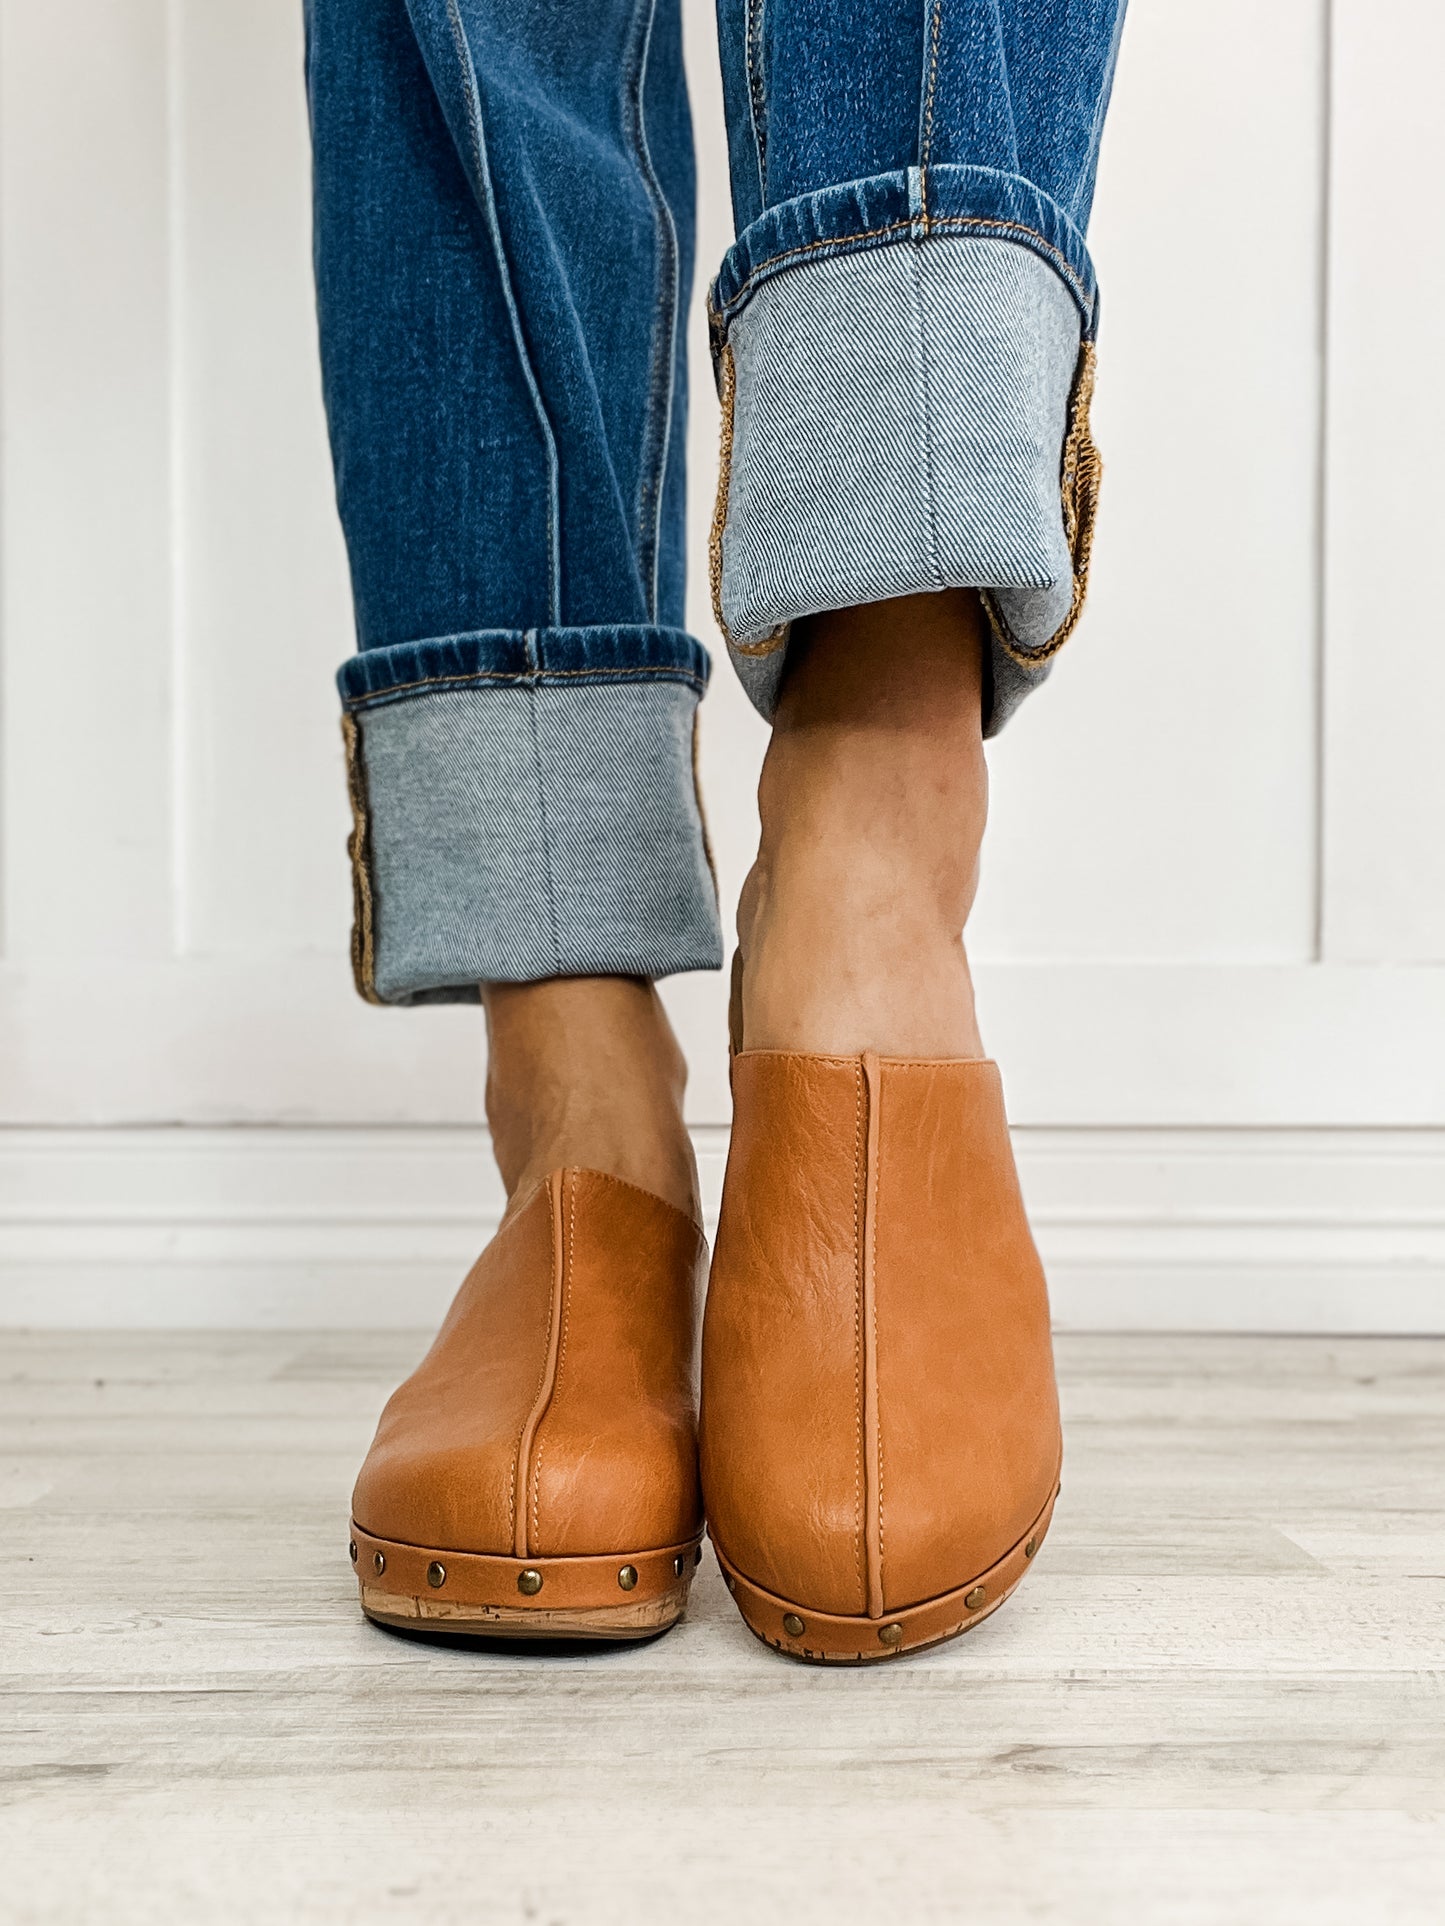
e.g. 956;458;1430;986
482;977;699;1223
737;590;989;1058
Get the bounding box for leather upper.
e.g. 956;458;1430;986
352;1169;706;1558
701;1052;1061;1617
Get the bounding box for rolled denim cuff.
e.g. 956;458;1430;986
708;165;1102;735
337;628;723;1003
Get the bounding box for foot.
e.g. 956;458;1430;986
483;975;700;1223
352;1165;706;1640
735;589;989;1059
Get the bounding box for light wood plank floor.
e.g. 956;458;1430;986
2;1332;1442;1924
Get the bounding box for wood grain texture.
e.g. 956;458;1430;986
1;1332;1441;1923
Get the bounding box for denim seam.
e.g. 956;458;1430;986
906;246;946;588
1077;1;1129;226
522;631;566;976
444;0;562;624
690;711;720;900
342;665;707;712
919;0;944;220
622;0;678;620
745;0;769;206
715;215;1090;330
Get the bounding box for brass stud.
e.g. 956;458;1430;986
965;1586;987;1610
878;1623;903;1648
617;1565;639;1591
1024;1536;1038;1559
518;1568;543;1596
372;1551;386;1575
348;1540;357;1564
426;1561;446;1589
783;1614;805;1638
674;1555;686;1577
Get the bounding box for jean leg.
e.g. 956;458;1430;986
305;0;721;1001
710;0;1128;731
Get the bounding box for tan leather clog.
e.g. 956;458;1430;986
351;1168;707;1639
701;1050;1060;1662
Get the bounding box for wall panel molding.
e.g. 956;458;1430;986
2;1124;1442;1332
2;2;1442;1337
3;960;1443;1130
1321;0;1445;962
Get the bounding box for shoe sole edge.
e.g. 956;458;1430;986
350;1523;701;1641
711;1483;1059;1664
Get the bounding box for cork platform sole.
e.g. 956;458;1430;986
711;1485;1058;1664
351;1525;703;1642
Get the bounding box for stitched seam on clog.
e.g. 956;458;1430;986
513;1176;566;1558
530;1175;576;1554
870;1057;884;1616
862;1052;884;1620
851;1064;866;1608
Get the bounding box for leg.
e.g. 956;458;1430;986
306;0;712;1639
305;0;718;1219
710;0;1125;729
483;976;699;1221
713;0;1127;1050
737;588;988;1057
702;3;1127;1661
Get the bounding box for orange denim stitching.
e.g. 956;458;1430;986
707;336;736;641
982;338;1102;670
708;338;788;658
339;715;382;1005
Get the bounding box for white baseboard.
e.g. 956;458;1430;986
1;1125;1442;1332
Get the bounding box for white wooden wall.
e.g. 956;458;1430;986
2;0;1443;1327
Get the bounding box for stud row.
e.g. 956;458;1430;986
724;1528;1042;1648
349;1539;702;1594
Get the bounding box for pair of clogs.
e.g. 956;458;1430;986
351;1043;1059;1663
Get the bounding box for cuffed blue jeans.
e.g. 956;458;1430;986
305;0;1126;1004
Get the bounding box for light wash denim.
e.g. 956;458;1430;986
305;0;1126;1003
